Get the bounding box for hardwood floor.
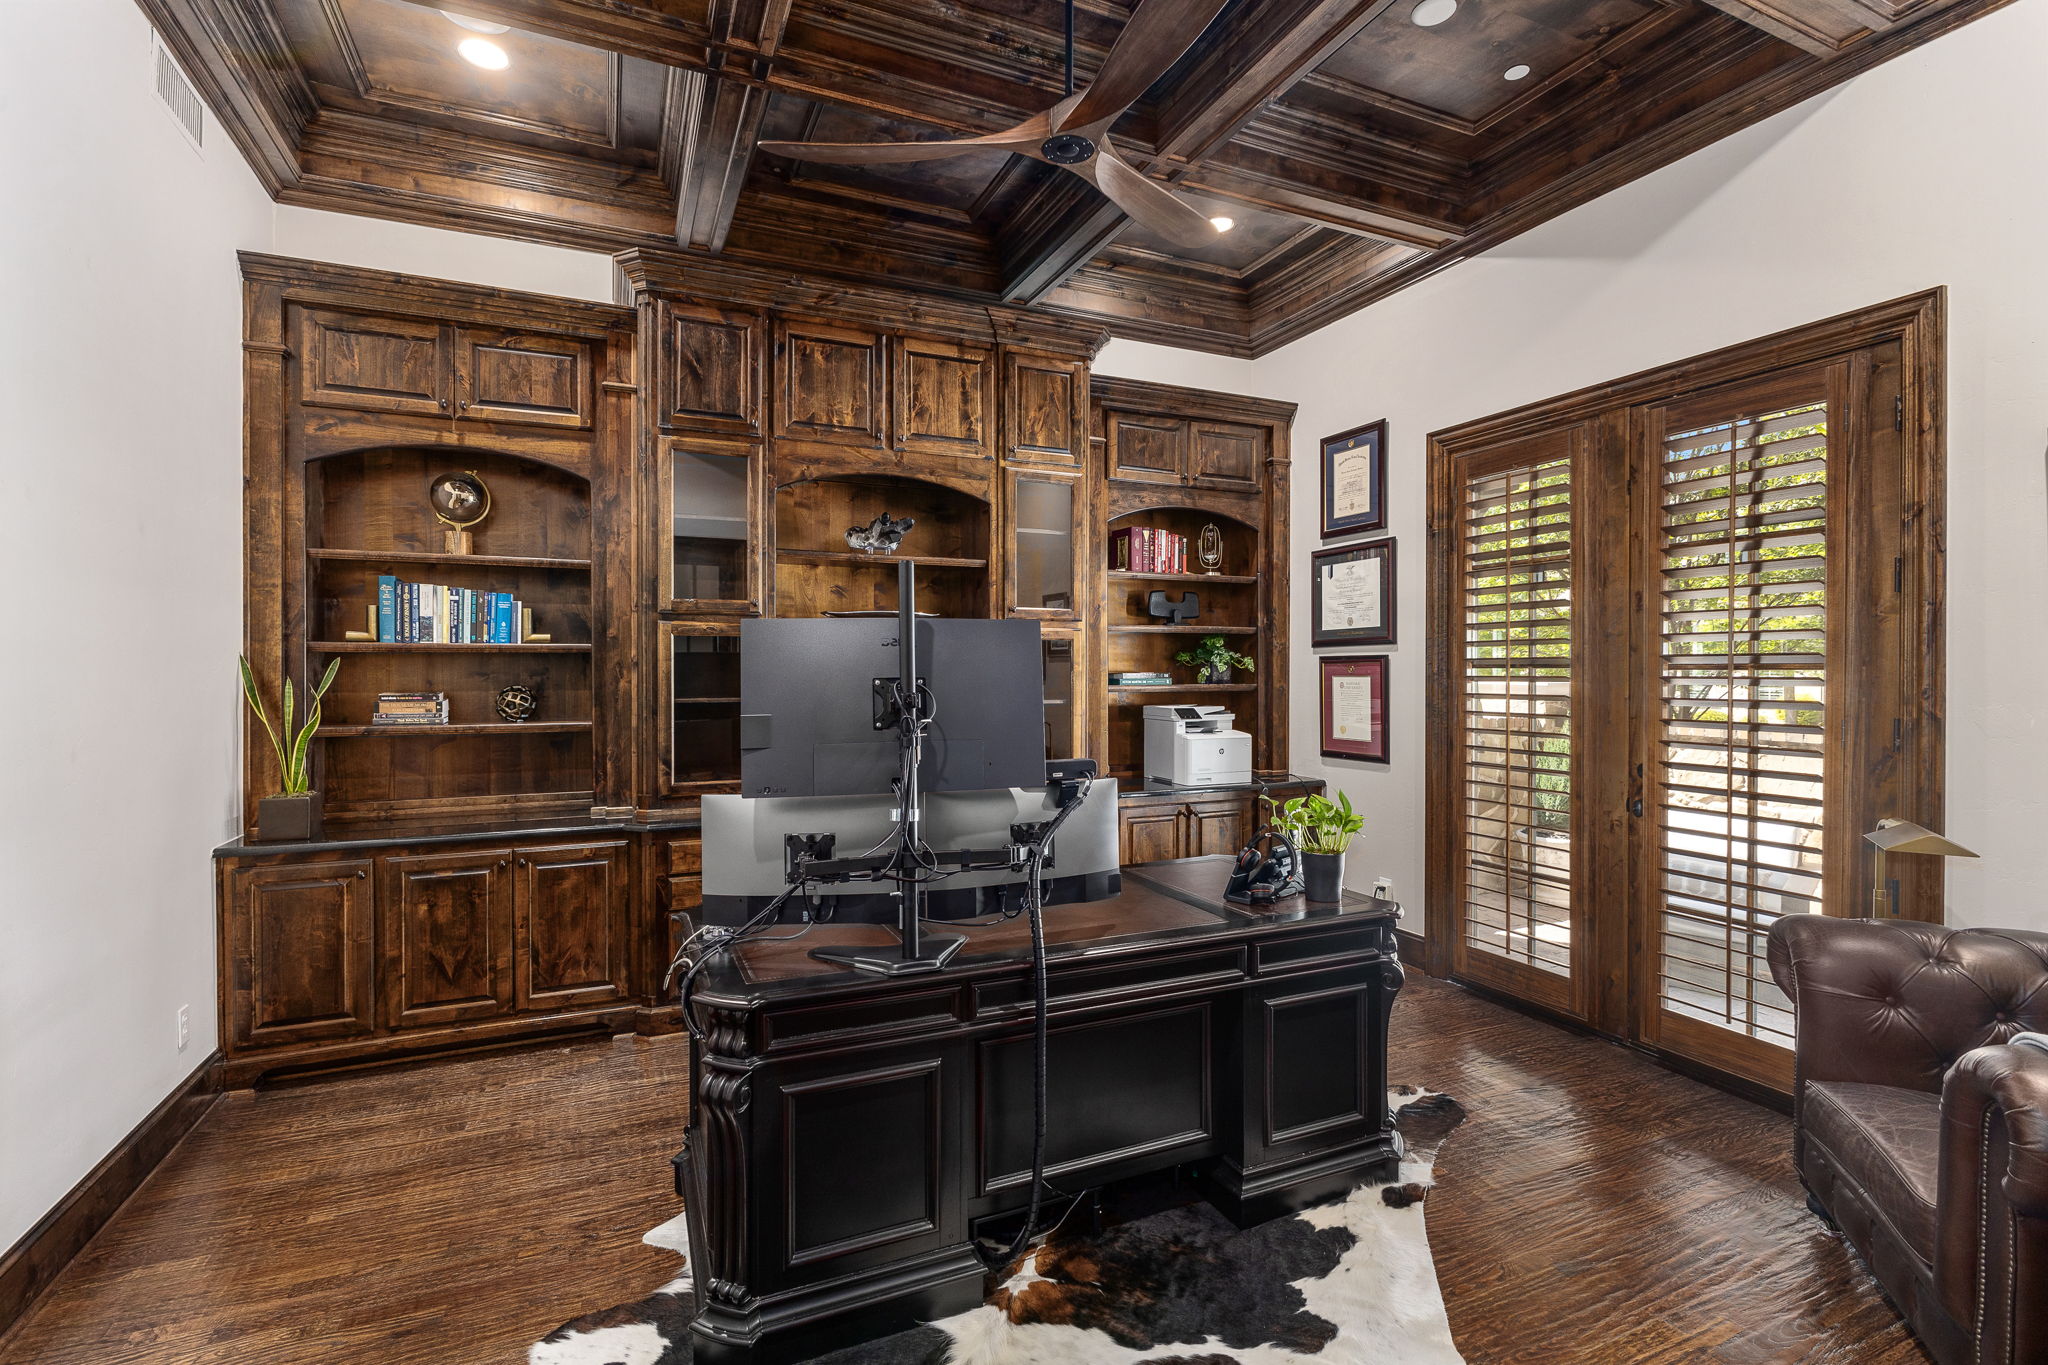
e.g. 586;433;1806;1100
0;975;1927;1364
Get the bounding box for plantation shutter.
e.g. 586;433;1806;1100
1451;435;1582;1013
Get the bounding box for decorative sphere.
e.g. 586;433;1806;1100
495;684;539;723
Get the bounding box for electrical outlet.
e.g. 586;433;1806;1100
176;1005;190;1051
1371;877;1394;902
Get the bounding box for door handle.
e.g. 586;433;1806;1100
1628;799;1645;818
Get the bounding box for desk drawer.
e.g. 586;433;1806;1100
971;944;1245;1017
666;839;702;876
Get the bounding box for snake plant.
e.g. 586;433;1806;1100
240;655;341;796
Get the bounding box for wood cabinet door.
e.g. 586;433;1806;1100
229;859;376;1048
293;309;448;417
895;336;994;461
454;327;594;429
1004;351;1086;467
1120;805;1186;866
1190;421;1265;493
1186;798;1252;858
664;303;763;436
515;841;630;1009
776;319;886;447
380;849;514;1028
1106;411;1187;484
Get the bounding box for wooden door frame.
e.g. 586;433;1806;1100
1424;292;1946;1041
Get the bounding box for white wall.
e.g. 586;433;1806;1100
272;206;618;303
1096;337;1262;393
0;0;274;1248
1262;0;2048;933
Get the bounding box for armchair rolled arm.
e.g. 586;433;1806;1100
1936;1043;2048;1349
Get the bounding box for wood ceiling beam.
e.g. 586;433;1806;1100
996;175;1132;304
665;0;792;252
1694;0;1887;55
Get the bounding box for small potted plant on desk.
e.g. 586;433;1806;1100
1266;790;1364;903
240;655;340;842
1175;635;1255;685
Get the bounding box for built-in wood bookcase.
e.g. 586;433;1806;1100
240;255;637;834
1090;378;1296;790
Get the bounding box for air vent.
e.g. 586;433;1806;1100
151;31;205;152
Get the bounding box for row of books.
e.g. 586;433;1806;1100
376;576;523;644
1110;527;1190;574
372;692;450;726
1109;671;1177;687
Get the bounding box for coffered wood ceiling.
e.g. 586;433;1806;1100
146;0;2006;354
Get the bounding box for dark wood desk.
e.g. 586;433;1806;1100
676;856;1404;1365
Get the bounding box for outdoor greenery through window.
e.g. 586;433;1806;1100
1460;454;1574;978
1654;401;1827;1046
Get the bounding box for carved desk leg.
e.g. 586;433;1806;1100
688;1005;759;1364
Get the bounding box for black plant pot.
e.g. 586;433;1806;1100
1197;664;1233;685
1301;851;1344;903
256;792;323;843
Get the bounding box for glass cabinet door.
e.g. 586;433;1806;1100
1042;632;1081;760
668;443;757;612
666;624;741;792
1009;470;1078;618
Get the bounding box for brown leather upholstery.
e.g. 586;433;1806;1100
1768;916;2048;1365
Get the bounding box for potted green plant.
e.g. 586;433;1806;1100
1265;790;1364;902
1175;635;1255;685
240;655;340;842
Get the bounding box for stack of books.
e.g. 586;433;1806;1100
1110;527;1189;574
376;575;525;644
372;692;450;726
1110;671;1176;687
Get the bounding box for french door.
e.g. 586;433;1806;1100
1428;298;1943;1090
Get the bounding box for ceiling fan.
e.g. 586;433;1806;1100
757;0;1235;247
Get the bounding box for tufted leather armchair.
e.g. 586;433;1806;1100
1768;916;2048;1365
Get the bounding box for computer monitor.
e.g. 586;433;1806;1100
738;616;1047;799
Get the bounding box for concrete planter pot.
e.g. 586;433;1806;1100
256;792;324;843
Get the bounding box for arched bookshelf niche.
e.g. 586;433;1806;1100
771;473;993;618
300;445;596;824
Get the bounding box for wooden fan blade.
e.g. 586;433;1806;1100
758;126;1034;165
1080;148;1220;249
1058;0;1233;134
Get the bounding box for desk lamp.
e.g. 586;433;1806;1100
1865;818;1977;918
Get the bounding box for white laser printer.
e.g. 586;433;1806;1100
1143;705;1252;787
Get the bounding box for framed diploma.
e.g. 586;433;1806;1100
1320;655;1388;763
1321;419;1387;539
1311;539;1395;646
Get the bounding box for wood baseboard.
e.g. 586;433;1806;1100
1393;926;1429;970
0;1053;222;1337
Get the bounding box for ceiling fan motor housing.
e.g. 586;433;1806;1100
1040;133;1097;165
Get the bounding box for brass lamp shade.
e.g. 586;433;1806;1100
1865;819;1978;917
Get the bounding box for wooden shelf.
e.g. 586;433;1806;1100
1108;624;1256;635
675;696;741;704
308;548;592;571
317;722;593;738
309;641;592;654
1108;683;1257;696
1108;570;1258;585
776;549;988;569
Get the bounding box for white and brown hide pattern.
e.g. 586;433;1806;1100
533;1088;1465;1365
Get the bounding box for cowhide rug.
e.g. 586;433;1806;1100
534;1087;1465;1365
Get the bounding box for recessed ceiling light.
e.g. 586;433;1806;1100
458;36;510;69
1411;0;1458;26
442;11;511;34
1503;63;1532;81
1209;216;1235;233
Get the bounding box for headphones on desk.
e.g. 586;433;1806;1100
1225;826;1302;906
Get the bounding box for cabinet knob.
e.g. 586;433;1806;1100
437;396;449;409
499;859;510;868
355;869;367;878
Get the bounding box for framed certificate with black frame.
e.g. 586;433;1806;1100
1321;419;1386;538
1311;539;1395;646
1320;655;1388;763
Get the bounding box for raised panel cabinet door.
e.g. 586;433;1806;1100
664;303;763;435
1107;411;1188;485
1190;421;1265;493
293;308;449;416
1120;804;1186;866
379;849;514;1029
230;859;376;1048
515;841;630;1009
1003;352;1086;467
895;337;994;460
455;328;594;429
776;319;886;447
1186;798;1252;858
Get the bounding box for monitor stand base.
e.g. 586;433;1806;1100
809;934;966;976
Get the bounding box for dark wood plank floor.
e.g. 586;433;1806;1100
0;975;1928;1364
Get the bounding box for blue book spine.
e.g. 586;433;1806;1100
404;582;419;643
376;576;397;642
490;593;509;644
